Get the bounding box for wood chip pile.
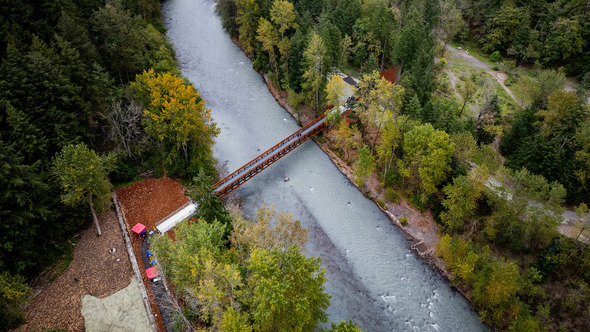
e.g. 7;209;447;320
19;211;133;332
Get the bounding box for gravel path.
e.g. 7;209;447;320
116;177;190;331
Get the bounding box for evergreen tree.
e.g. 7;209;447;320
302;33;328;113
91;1;148;82
331;0;361;37
288;29;307;92
0;40;91;154
0;140;53;275
216;0;239;36
236;0;261;55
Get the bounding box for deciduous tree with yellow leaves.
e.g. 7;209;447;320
152;206;330;331
132;69;218;178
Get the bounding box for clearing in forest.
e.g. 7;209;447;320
18;211;134;332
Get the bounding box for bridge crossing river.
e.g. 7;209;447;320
212;113;328;198
157;111;335;233
161;0;487;329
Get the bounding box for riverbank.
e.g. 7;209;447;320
164;1;487;327
259;74;456;283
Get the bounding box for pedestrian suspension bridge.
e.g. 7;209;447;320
155;110;343;234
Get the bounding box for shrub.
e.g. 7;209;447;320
490;51;501;62
383;169;401;187
503;59;516;71
385;188;399;203
504;76;515;86
0;268;31;330
400;215;408;226
110;158;136;184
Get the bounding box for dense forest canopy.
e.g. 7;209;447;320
1;0;169;275
216;0;590;202
461;0;589;75
0;0;220;328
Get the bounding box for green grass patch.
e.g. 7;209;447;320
47;238;77;283
469;51;492;64
466;47;492;65
444;63;520;116
449;63;473;78
496;85;520;115
449;42;493;64
510;75;535;106
504;75;515;86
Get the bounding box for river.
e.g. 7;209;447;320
161;0;487;330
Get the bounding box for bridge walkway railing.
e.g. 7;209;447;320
212;114;326;198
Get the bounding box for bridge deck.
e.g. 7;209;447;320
212;114;327;198
154;112;340;234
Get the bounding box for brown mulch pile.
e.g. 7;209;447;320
116;177;190;332
116;178;190;231
18;211;133;332
380;67;398;84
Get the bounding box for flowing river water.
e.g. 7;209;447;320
161;0;487;330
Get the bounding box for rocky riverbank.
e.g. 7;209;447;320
259;74;456;283
222;31;479;318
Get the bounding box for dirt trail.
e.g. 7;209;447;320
444;46;590;241
444;45;520;106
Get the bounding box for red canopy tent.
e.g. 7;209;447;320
131;223;147;237
146;266;159;279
